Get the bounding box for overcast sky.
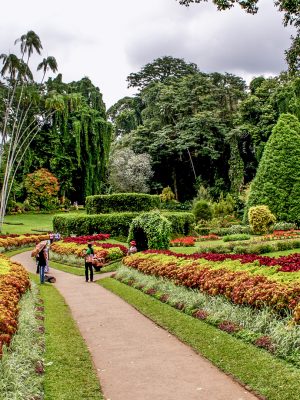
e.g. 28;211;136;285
0;0;294;108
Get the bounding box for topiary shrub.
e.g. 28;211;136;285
192;200;212;221
128;211;171;250
248;205;276;234
245;114;300;223
159;186;175;202
86;193;160;214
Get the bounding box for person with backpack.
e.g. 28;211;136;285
85;242;94;282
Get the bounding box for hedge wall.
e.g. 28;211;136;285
163;212;195;236
53;211;195;237
86;193;160;214
53;213;139;237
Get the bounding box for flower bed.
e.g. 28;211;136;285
123;252;300;322
62;233;110;244
261;230;300;241
0;255;30;355
114;265;300;366
0;234;48;250
170;234;220;247
145;249;300;273
196;234;220;241
170;237;196;247
51;240;127;265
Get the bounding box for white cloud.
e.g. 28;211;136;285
0;0;294;107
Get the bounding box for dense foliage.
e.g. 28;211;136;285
21;76;112;202
113;67;246;200
246;114;300;223
85;193;160;214
24;168;59;210
108;148;153;193
128;211;171;250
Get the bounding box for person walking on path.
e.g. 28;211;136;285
85;242;94;282
37;241;48;284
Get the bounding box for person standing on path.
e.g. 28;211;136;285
38;241;48;284
85;242;94;282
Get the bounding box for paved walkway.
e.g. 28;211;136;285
13;252;258;400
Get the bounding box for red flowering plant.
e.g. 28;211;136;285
170;237;196;247
63;234;110;244
196;234;220;241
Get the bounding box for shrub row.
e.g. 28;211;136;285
86;193;160;214
0;256;30;355
53;212;195;237
223;234;251;242
196;238;300;255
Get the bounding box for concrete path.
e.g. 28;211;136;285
13;252;259;400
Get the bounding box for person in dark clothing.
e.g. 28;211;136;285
38;241;48;284
85;242;94;282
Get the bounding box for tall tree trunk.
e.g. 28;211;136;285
172;167;178;200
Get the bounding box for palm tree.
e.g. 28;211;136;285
37;56;58;83
0;53;21;80
14;30;43;62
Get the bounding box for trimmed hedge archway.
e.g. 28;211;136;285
128;211;171;250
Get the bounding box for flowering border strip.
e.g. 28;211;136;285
144;249;300;272
0;255;30;355
0;234;49;250
123;253;300;322
63;233;110;244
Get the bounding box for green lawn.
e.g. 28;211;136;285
3;213;57;234
99;277;300;400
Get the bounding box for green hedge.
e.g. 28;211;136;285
53;211;195;237
53;213;139;237
86;193;160;214
163;212;195;236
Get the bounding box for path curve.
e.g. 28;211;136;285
13;252;259;400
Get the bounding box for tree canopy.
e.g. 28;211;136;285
127;56;198;90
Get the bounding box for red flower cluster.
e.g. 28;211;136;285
170;237;196;247
197;234;220;241
143;249;300;272
123;253;300;322
261;230;300;241
63;234;110;243
0;257;30;356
